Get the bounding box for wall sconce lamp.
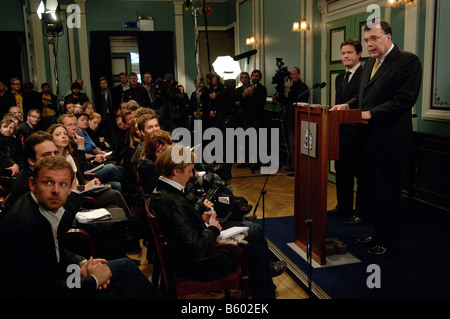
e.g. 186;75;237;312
387;0;414;7
292;17;310;32
245;34;257;46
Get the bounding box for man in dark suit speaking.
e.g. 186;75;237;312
331;21;422;257
328;39;366;225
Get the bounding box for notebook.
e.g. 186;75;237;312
218;226;249;240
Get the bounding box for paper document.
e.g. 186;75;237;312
218;226;249;240
85;164;104;173
76;208;112;223
80;184;111;194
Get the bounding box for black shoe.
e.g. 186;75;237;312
270;260;287;277
357;235;375;245
367;245;389;257
327;208;345;216
342;216;361;225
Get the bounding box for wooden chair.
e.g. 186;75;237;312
144;200;249;299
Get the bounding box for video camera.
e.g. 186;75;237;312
185;164;228;214
155;78;170;94
272;58;290;89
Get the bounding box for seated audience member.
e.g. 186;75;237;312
131;113;160;166
66;103;75;114
72;103;83;114
86;112;106;149
8;131;80;210
48;123;132;218
113;110;134;163
76;112;106;159
83;101;95;116
123;117;142;162
137;129;172;195
2;113;23;144
64;82;89;107
112;115;127;147
0;156;163;299
8;106;23;123
0;118;22;176
148;143;278;299
18;109;41;140
40;82;59;130
58;113;130;193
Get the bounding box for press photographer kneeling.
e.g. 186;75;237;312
148;143;285;299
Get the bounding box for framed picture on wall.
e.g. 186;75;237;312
422;0;450;121
329;26;346;64
358;21;370;60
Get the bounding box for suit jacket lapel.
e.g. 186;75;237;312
364;44;399;87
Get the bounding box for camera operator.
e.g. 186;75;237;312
285;67;309;171
184;162;287;280
153;73;184;132
149;144;285;298
285;67;310;105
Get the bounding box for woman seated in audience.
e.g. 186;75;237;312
137;129;172;195
0;118;22;177
120;117;141;163
86;112;105;149
82;101;95;116
48;123;133;216
76;112;107;161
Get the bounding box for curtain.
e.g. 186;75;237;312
0;32;24;86
137;31;174;81
89;31;113;106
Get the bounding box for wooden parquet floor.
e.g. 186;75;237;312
128;164;339;299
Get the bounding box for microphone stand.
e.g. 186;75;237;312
252;173;269;234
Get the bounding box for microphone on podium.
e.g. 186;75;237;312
296;82;326;101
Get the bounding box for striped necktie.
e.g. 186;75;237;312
370;59;381;79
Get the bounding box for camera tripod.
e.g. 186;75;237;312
271;89;295;174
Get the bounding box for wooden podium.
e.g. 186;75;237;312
293;105;362;265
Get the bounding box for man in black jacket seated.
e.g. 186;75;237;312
149;143;280;299
0;156;162;299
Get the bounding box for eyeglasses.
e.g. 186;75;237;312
363;35;386;44
30;115;41;119
11;82;21;86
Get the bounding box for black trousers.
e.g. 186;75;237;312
335;144;366;216
363;157;403;247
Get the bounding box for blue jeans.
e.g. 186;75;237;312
95;164;124;191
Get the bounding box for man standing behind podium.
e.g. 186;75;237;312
328;39;365;225
331;21;422;257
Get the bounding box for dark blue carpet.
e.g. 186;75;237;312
259;200;450;299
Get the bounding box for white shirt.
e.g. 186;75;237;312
31;192;65;262
159;176;185;193
379;43;395;65
346;62;361;83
